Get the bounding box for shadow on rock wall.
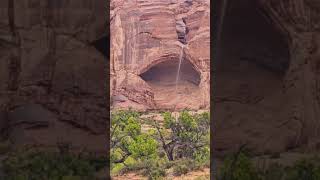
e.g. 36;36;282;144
0;0;108;154
214;0;320;156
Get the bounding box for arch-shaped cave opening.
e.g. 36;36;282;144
215;0;291;105
217;1;290;75
91;35;109;57
213;0;292;154
140;57;201;109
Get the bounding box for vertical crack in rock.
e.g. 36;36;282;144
8;0;15;36
44;1;57;95
7;0;21;91
176;18;188;44
46;31;57;94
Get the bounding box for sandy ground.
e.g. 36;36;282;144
148;79;202;110
112;168;210;180
112;172;147;180
171;168;210;180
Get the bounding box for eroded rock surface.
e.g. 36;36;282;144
0;0;107;154
214;0;320;155
111;0;210;111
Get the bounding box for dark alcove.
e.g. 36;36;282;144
213;0;292;157
91;36;109;57
217;0;290;75
140;58;201;108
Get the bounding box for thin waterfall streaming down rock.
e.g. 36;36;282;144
175;45;185;94
174;45;186;113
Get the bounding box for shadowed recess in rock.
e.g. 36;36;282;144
218;0;290;75
91;36;109;58
214;0;294;156
140;58;200;108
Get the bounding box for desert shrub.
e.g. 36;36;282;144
110;148;125;163
147;166;166;180
257;157;320;180
173;162;189;176
111;110;210;177
283;159;320;180
193;146;210;166
0;141;10;155
124;156;138;168
217;153;320;180
142;158;167;179
155;111;210;161
111;110;140;149
111;163;125;176
111;110;160;176
173;159;195;176
164;159;175;169
263;163;285;180
3;150;100;180
218;151;260;180
128;134;158;159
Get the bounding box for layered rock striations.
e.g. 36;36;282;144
214;0;320;155
110;0;210;111
0;0;107;153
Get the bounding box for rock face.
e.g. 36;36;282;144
0;0;107;153
214;0;320;155
110;0;210;111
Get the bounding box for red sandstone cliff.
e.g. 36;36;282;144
0;0;107;153
110;0;210;111
214;0;320;155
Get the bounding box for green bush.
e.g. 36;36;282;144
111;110;161;177
124;117;141;137
193;146;210;166
142;158;167;179
111;110;211;178
157;111;210;161
173;159;196;176
110;148;125;162
148;167;166;180
173;162;189;176
3;150;101;180
124;156;138;168
128;134;158;159
257;157;320;180
219;152;260;180
111;163;125;176
263;163;285;180
283;159;320;180
217;153;320;180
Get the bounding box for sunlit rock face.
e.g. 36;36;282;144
110;0;210;111
0;0;107;154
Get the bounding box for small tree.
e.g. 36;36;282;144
110;110;159;174
152;111;210;161
110;110;140;149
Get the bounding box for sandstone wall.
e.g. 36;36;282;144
214;0;320;155
0;0;107;153
110;0;210;111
